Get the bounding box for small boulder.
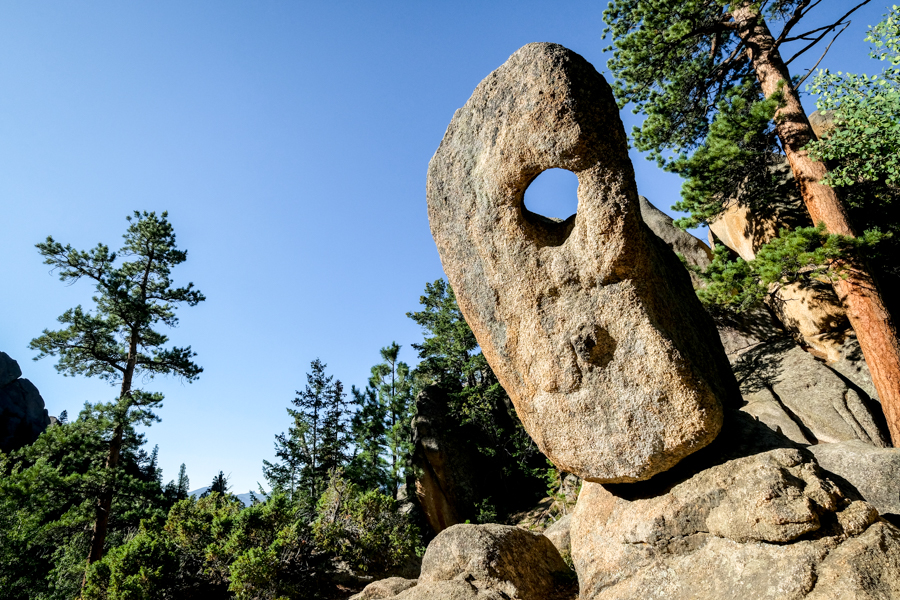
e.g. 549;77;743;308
543;514;572;559
350;577;418;600
367;524;577;599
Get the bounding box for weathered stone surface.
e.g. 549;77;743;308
411;385;482;533
350;577;418;600
638;196;712;287
372;524;577;600
733;339;888;446
543;514;572;558
828;334;879;402
769;280;850;362
392;580;507;599
0;352;23;388
426;42;736;483
0;352;51;453
705;148;852;360
810;440;900;518
570;437;900;599
420;524;575;600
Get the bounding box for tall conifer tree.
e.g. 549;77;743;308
29;211;204;584
603;0;900;444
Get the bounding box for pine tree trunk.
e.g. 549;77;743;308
82;343;137;588
733;4;900;445
84;426;123;563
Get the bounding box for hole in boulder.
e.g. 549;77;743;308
523;168;579;222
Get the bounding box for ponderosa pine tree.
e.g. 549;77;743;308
603;0;900;444
347;384;389;491
29;211;204;582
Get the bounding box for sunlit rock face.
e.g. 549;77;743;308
426;42;738;483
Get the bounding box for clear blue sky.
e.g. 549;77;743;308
0;1;889;493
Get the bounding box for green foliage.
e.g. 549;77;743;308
265;359;349;508
262;407;311;504
84;491;324;600
669;85;795;228
807;6;900;190
201;471;231;497
408;280;545;517
691;225;890;313
313;471;421;574
30;211;204;390
0;406;168;600
346;384;389;492
363;342;414;495
602;0;786;160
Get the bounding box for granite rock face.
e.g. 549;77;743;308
733;338;888;447
411;385;485;533
571;435;900;599
0;352;51;453
426;42;737;483
357;524;577;600
810;440;900;519
638;196;712;287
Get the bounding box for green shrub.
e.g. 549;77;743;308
313;472;421;574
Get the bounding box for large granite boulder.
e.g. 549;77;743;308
426;42;738;483
570;412;900;599
0;352;51;453
353;524;577;600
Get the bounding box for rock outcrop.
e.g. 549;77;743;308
703;122;852;362
426;42;738;483
570;413;900;599
638;196;712;286
0;351;51;453
810;440;900;520
733;337;888;447
352;524;576;600
410;385;486;533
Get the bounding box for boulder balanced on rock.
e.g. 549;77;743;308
426;42;739;483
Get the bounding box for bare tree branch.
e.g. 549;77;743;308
782;0;873;64
793;21;851;88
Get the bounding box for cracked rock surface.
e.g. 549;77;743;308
570;416;900;599
426;42;738;483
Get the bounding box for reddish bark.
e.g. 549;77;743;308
733;4;900;445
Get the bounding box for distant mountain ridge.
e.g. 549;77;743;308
188;487;264;507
